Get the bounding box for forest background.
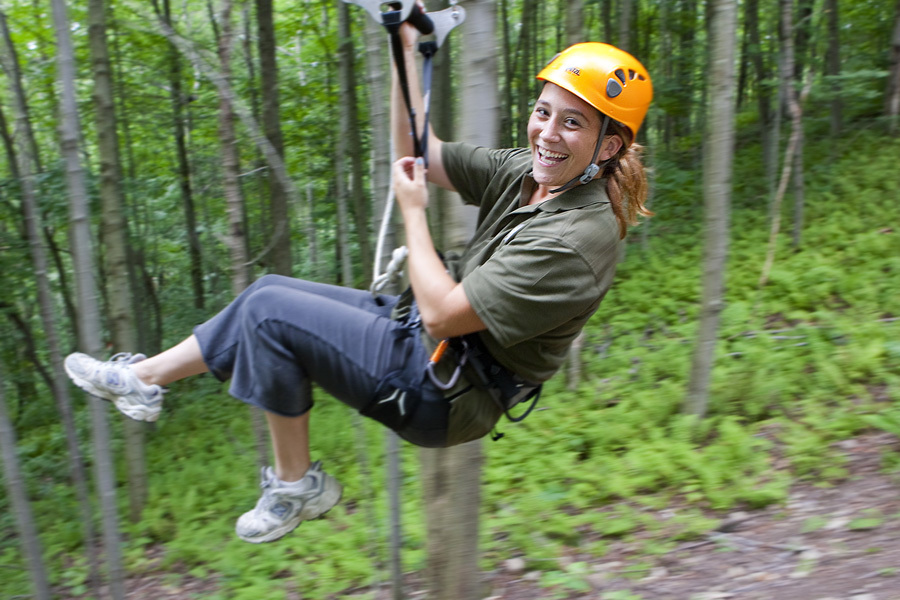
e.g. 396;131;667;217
1;0;899;599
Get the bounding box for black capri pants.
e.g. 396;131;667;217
193;274;450;447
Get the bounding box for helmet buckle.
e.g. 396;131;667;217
579;163;601;184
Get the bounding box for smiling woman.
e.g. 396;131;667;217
528;84;614;198
530;42;654;230
63;17;654;548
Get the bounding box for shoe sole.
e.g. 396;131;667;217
238;476;344;544
65;363;161;423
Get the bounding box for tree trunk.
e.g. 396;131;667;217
565;0;585;45
338;2;373;278
215;0;251;294
52;0;126;595
421;441;484;600
162;0;204;310
88;0;148;524
364;13;392;279
500;0;514;148
305;183;320;277
256;0;292;275
619;0;633;51
792;0;814;81
150;0;306;253
684;0;738;418
886;0;900;132
330;8;353;287
601;0;613;44
335;141;354;285
0;12;41;173
213;0;270;469
516;0;537;146
420;2;496;599
824;0;842;136
792;122;805;248
0;368;52;600
566;331;584;391
4;28;102;592
759;0;811;288
746;0;776;194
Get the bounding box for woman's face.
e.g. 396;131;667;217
527;83;606;189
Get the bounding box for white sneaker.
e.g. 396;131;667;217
64;352;165;422
235;462;343;543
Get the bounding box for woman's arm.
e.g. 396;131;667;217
390;21;454;191
392;157;484;339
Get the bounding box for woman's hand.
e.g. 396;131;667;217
398;1;426;50
393;156;486;339
392;156;428;213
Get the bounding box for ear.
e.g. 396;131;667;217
599;135;624;161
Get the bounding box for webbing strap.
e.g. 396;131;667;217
385;15;425;160
418;41;438;167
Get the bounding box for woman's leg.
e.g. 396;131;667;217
131;335;208;387
266;411;311;482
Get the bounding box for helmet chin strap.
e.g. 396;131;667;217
549;115;611;195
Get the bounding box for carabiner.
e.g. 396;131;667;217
425;338;466;391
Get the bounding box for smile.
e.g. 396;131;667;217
537;146;569;165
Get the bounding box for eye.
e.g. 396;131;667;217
533;107;550;118
564;117;583;128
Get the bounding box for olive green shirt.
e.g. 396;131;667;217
442;142;623;383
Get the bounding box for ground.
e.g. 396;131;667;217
75;433;900;600
480;432;900;600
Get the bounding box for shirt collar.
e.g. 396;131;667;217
517;170;610;213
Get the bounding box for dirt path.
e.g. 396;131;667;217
485;433;900;600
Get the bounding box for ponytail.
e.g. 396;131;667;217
604;141;651;239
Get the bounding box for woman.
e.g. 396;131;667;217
64;25;653;544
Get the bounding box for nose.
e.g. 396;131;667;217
539;120;562;143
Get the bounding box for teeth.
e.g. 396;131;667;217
540;147;568;160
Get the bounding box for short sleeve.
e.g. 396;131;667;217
442;142;528;208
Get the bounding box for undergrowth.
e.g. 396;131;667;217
2;132;899;599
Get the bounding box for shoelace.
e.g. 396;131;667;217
108;352;139;366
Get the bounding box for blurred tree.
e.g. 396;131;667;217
256;0;292;275
334;2;354;286
0;366;51;600
761;0;811;280
3;27;102;592
338;2;373;280
566;0;585;44
619;0;633;51
420;2;496;598
52;0;126;594
88;0;149;522
213;0;270;469
162;0;204;310
824;0;842;136
214;0;252;294
746;0;777;195
685;0;738;418
886;0;900;131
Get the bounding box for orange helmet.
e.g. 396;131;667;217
537;43;653;143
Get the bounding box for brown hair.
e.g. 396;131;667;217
603;124;652;239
